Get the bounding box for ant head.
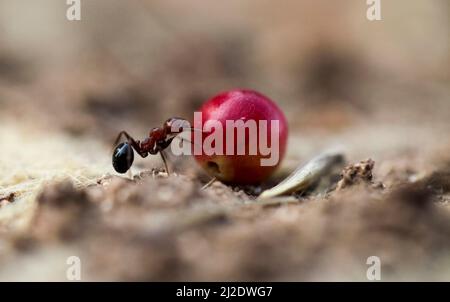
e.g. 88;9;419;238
112;142;134;173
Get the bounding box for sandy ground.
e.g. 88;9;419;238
0;0;449;281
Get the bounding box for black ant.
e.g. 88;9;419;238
112;117;193;174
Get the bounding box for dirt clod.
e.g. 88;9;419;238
336;159;380;190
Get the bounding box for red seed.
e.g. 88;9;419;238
193;89;288;184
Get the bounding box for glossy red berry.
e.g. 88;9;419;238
193;89;288;184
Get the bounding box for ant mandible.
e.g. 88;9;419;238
112;117;192;174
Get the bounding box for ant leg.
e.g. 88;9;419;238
159;151;170;175
154;137;175;175
114;131;135;146
114;131;148;158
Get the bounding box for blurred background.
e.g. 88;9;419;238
0;0;449;281
0;0;448;142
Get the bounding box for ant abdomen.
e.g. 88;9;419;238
112;142;134;174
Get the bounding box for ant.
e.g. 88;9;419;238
112;117;194;174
